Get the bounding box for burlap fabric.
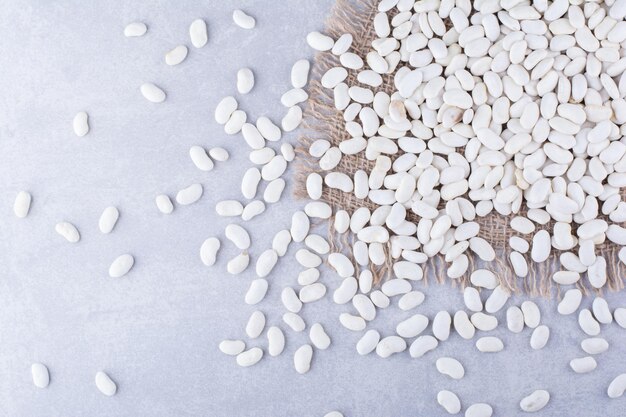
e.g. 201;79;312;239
294;0;626;297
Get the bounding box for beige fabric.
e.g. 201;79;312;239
294;0;626;297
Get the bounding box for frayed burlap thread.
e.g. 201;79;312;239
294;0;626;297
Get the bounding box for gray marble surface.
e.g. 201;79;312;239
0;1;625;416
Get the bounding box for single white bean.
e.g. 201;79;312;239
155;194;173;214
189;146;214;171
570;356;597;374
14;191;31;218
283;312;306;332
436;357;465;380
357;329;380;355
73;111;89;136
465;403;493;417
267;327;285;357
409;335;438;358
309;323;331;349
55;222;80;243
109;254;134;278
530;325;550;350
375;335;406;358
291;60;310;89
476;336;504;353
165;45;188;66
31;363;50;388
225;224;250;250
95;371;117;396
200;237;220;266
245;279;268;305
237;68;254;94
519;390;550;412
124;22;147;37
189;19;208;48
140;83;166;103
581;337;609;355
245;311;265;338
294;344;313;374
98;206;119;234
437;390;461;414
236;347;263;367
608;373;626;398
216;200;244;217
219;340;245;356
226;252;249;275
232;9;255;29
176;184;203;205
215;96;237;125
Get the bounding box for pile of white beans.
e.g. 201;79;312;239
11;0;626;415
212;0;626;414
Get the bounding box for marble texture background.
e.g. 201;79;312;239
0;1;625;416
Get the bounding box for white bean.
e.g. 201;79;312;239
227;252;249;275
216;200;244;217
309;323;331;349
215;96;237;124
245;311;265;338
299;283;326;303
14;191;31;218
236;348;263;367
530;325;550;350
98;207;119;234
396;314;428;338
241;200;265;221
219;340;245;356
55;222;80;243
267;327;285;357
140;83;166;103
225;224;250;250
507;306;524;333
200;237;220;266
256;249;278;278
73;111;89;136
155;194;173;214
245;279;268;305
124;22;147;37
521;301;541;328
109;254;134;278
165;45;187;66
283;312;305;332
31;363;49;388
476;336;504;353
232;9;255;29
581;337;609;355
176;184;203;205
291;59;310;89
282;106;303;132
375;335;406;358
95;371;117;396
608;373;626;398
465;403;493;417
237;68;254;94
437;390;461;414
519;390;550;412
294;344;313;374
436;357;465;380
357;329;380;355
189;19;208;48
570;356;597;374
307;31;334;51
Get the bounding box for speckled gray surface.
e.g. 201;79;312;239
1;1;626;416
